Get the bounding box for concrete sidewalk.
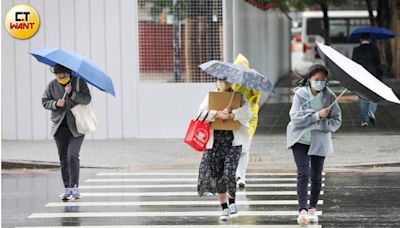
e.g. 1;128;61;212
3;133;400;170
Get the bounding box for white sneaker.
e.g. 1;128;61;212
237;178;246;188
297;209;309;225
361;121;368;127
229;204;238;218
59;188;72;201
368;110;376;125
70;187;82;200
219;208;230;221
308;208;318;223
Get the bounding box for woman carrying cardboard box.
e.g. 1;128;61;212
197;78;252;222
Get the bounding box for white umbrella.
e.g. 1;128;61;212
316;41;400;105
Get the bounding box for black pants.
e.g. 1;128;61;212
54;123;84;188
292;143;325;210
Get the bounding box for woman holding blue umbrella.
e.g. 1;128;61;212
42;64;91;201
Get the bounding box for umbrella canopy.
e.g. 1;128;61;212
351;26;395;39
30;47;115;96
316;41;400;105
199;60;273;93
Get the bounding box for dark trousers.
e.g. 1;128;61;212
54;124;84;188
292;143;325;210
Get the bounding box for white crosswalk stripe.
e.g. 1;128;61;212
78;190;323;197
26;171;326;226
96;172;326;176
79;183;325;189
46;200;323;207
18;225;323;228
86;177;325;182
28;210;323;218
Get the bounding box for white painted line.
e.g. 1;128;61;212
45;200;323;207
18;225;322;228
86;178;325;182
79;191;323;197
28;211;323;218
80;183;325;189
96;172;326;176
80;184;198;189
245;183;325;187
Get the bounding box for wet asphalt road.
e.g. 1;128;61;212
2;168;400;228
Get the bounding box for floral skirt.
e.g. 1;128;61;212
197;130;242;197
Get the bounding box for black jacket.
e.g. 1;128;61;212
42;77;91;137
352;43;382;80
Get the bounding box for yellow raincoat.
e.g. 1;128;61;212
232;53;260;139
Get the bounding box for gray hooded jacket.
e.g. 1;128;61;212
286;86;342;156
42;77;91;137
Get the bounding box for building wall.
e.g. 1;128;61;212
2;0;138;140
223;0;291;104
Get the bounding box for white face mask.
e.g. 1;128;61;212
310;80;326;91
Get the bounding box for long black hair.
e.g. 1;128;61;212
296;64;328;87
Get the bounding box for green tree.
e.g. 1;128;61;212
390;0;400;79
364;0;393;78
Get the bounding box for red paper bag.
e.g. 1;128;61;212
184;112;210;152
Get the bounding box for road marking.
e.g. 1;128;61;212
79;183;324;189
78;191;323;197
86;178;325;182
18;225;322;228
45;200;323;207
28;211;323;218
96;172;326;176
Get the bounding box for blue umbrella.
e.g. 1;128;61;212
30;47;115;96
350;26;395;39
199;60;274;93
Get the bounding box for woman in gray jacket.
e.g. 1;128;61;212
42;64;91;201
287;65;341;225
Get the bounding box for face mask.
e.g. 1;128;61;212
310;80;326;91
57;75;71;85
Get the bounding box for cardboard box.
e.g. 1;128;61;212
208;91;241;131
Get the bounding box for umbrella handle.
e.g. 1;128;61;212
61;82;72;100
226;92;235;111
328;88;348;109
62;91;68;100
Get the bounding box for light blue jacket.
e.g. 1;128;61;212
286;86;342;157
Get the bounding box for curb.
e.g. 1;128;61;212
1;160;117;170
2;160;60;169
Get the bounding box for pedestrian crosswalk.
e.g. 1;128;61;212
21;171;325;227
